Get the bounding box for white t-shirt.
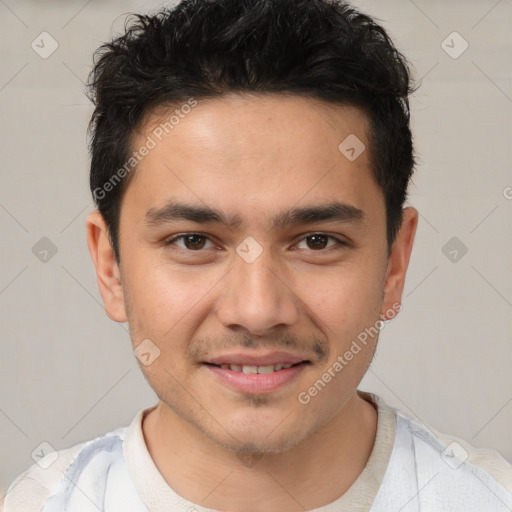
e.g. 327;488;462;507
4;391;512;511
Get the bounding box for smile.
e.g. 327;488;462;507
210;362;298;373
203;361;311;394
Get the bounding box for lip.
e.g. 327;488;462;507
205;351;307;367
203;361;309;394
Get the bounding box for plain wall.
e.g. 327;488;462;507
1;0;511;498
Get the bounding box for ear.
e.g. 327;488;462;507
381;207;418;319
86;211;127;322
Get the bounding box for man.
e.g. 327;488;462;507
5;0;512;510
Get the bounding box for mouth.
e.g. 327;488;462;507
202;355;311;394
204;361;307;373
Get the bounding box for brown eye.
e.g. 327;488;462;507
296;234;340;251
183;234;206;250
165;234;215;251
306;234;329;250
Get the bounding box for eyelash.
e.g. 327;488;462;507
163;233;347;252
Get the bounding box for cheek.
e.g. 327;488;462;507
294;259;384;330
122;257;223;341
292;258;385;387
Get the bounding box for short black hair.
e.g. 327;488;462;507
87;0;415;262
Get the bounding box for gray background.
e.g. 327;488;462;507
1;0;511;500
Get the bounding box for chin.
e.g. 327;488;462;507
211;416;310;455
217;432;305;455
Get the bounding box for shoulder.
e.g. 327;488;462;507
396;406;512;487
387;400;512;510
3;426;128;512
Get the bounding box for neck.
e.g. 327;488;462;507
142;391;377;512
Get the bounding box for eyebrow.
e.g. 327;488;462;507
144;200;365;231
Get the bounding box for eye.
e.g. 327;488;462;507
164;233;216;251
164;232;346;253
295;233;344;251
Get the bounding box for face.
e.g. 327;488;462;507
88;93;416;454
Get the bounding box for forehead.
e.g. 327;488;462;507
123;93;382;226
142;93;371;165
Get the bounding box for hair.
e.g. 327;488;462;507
87;0;415;262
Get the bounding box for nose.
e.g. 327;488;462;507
215;247;300;336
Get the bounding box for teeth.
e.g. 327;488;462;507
257;365;275;374
218;363;297;373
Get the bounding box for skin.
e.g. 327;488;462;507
87;93;418;511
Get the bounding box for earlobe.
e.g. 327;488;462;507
86;211;127;322
381;207;418;319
